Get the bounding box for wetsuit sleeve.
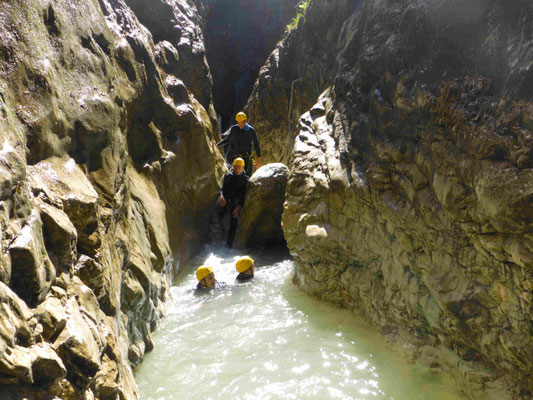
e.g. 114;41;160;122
217;129;233;147
251;127;261;157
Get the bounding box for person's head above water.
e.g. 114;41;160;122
196;265;216;289
235;112;247;129
232;157;245;175
236;256;255;277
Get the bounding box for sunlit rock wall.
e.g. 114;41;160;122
0;0;225;398
250;0;533;398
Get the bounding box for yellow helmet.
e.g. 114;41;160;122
235;112;247;122
236;256;254;273
233;157;245;167
196;265;213;281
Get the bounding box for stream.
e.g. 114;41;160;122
135;244;466;400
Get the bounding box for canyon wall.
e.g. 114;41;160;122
204;0;299;129
0;0;225;398
2;0;533;398
247;0;533;398
244;0;356;165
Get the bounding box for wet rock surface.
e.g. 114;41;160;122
2;0;532;398
235;163;289;248
0;0;225;398
262;0;533;398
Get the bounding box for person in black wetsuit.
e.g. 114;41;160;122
235;256;255;282
217;157;249;248
195;265;225;290
217;112;261;176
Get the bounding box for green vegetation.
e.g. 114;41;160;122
286;0;310;31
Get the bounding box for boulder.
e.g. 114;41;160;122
27;156;100;256
53;297;102;388
8;211;56;307
0;345;33;384
30;343;67;386
0;282;36;384
275;0;533;395
34;295;68;342
235;163;289;248
73;255;112;314
92;354;120;399
37;201;78;272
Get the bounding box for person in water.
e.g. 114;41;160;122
196;265;224;290
217;112;261;176
235;256;255;282
217;157;249;248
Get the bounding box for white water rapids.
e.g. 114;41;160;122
135;245;466;400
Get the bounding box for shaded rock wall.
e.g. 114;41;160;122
244;0;355;165
0;0;225;398
243;0;533;398
124;0;215;118
204;0;299;129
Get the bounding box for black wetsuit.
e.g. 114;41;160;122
217;170;249;247
235;273;253;282
196;281;226;291
217;123;261;176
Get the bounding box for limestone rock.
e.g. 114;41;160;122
0;282;34;346
53;297;102;388
73;255;112;314
235;163;289;248
92;354;120;400
0;345;33;384
0;0;226;396
31;343;67;386
275;1;533;397
0;283;36;385
34;294;67;342
27;157;100;256
37;201;78;272
0;245;11;287
125;0;215;115
8;210;56;307
244;0;355;166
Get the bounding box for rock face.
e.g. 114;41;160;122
235;163;289;248
0;0;225;398
204;0;299;129
246;0;533;398
244;0;355;165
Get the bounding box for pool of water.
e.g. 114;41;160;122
135;245;466;400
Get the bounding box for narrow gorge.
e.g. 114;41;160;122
1;0;532;399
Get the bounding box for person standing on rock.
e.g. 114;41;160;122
217;157;249;247
235;256;255;282
217;112;261;176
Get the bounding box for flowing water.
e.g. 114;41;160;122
135;245;466;400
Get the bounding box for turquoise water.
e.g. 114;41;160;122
135;245;466;400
